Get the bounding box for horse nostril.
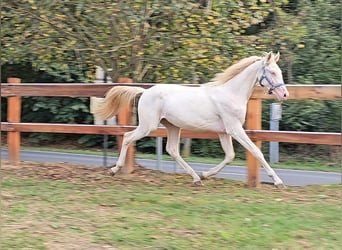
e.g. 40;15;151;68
283;93;287;97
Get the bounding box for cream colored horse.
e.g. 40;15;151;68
94;52;289;188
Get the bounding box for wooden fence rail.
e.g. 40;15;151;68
1;80;341;187
2;123;340;145
2;83;341;99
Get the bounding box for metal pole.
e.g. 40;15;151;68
269;120;279;164
103;71;108;167
269;103;281;164
156;137;163;170
103;120;108;167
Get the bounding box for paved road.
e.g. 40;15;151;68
1;149;340;186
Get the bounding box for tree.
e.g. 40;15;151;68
280;0;341;134
292;0;341;84
2;0;297;83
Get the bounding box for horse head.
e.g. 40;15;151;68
257;52;289;101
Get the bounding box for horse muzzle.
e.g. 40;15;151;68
272;85;289;101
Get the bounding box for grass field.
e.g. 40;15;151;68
1;160;341;250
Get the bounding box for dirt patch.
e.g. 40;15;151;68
1;160;339;201
1;160;197;187
1;160;281;198
2;160;113;182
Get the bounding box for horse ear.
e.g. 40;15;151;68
274;52;280;62
265;51;273;64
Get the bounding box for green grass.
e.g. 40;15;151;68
12;145;342;172
1;161;341;249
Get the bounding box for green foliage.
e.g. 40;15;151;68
293;0;341;84
191;139;223;158
22;97;89;123
136;137;161;154
262;99;341;133
77;134;116;147
281;100;341;132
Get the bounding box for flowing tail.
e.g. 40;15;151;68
93;86;145;120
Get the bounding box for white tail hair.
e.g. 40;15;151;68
93;86;145;120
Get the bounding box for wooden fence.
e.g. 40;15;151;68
1;78;341;187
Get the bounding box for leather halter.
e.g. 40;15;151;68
259;61;285;94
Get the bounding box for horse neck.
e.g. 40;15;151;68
223;61;260;104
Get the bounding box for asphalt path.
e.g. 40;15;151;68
1;149;340;186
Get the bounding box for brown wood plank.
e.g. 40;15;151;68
246;99;262;187
1;123;134;135
2;123;339;145
1;83;340;100
251;85;341;100
6;78;21;164
0;122;215;139
247;130;341;145
1;83;154;97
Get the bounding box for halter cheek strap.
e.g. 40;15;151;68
259;61;285;94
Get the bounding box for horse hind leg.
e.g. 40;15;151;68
162;121;203;186
200;133;235;179
110;126;152;175
111;99;161;175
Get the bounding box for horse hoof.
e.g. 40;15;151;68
275;182;286;189
193;180;204;186
107;169;116;177
199;172;206;180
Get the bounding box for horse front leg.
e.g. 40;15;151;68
200;133;235;179
230;126;285;189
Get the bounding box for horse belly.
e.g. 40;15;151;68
170;116;225;132
162;97;225;132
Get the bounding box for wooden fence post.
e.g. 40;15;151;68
117;77;135;174
7;78;22;165
246;98;262;188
